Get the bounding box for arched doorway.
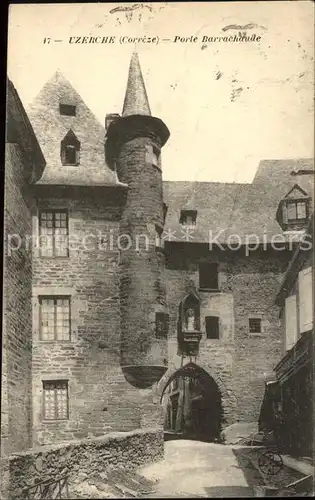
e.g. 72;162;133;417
160;363;223;442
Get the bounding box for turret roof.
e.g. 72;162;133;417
122;52;151;117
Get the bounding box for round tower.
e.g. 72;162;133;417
106;53;170;389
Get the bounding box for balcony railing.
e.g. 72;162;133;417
23;475;69;499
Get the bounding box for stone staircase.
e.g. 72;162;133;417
70;469;157;498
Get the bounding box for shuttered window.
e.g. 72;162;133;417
285;295;298;350
298;266;313;333
199;262;219;290
205;316;220;339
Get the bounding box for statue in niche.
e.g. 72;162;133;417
184;307;196;331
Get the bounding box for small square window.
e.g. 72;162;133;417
180;210;197;226
205;316;220;339
59;104;76;116
249;318;262;334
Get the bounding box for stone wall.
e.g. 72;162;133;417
1;428;163;500
162;245;292;424
2;144;35;455
229;251;290;421
32;189;161;445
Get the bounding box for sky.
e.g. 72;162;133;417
7;2;314;183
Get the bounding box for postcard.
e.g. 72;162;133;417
2;2;314;498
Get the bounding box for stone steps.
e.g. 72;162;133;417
70;469;157;498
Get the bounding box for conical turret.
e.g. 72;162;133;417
105;52;170;167
105;52;171;389
122;52;151;117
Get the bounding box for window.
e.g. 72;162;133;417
298;266;313;333
155;225;163;249
205;316;220;339
285;295;297;350
43;381;69;420
59;104;76;116
39;210;69;257
180;210;197;227
285;200;308;222
155;312;169;339
61;130;80;166
145;144;160;167
39;296;71;341
277;185;310;230
249;317;262;334
199;262;219;290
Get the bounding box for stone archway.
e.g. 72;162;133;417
157;361;237;421
158;362;227;442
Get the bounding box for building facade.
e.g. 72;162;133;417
2;53;314;452
2;80;46;456
261;212;313;457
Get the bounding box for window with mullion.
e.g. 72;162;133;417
43;381;69;420
39;210;69;257
39;296;71;341
286;200;308;222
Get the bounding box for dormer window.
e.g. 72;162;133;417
286;200;307;222
145;144;160;167
276;185;310;231
61;130;80;166
59;104;76;116
180;210;197;227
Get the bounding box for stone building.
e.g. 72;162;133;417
2;53;314;455
2;79;46;456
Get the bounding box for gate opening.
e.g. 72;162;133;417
161;363;223;442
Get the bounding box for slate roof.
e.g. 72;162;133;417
163;158;314;244
19;64;314;244
6;79;46;182
27;71;120;187
122;52;151;117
